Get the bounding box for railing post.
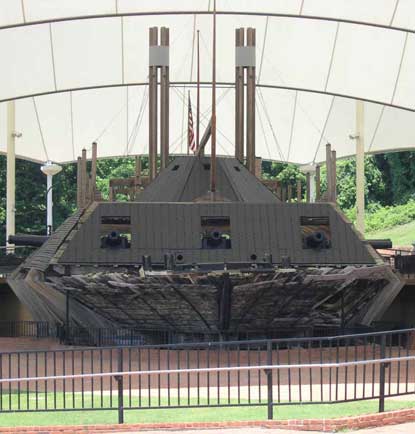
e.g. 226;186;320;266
379;334;386;413
266;340;273;420
116;348;124;424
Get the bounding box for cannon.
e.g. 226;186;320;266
8;234;49;247
305;231;330;249
365;239;393;250
100;231;130;249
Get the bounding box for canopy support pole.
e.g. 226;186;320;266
356;100;365;235
6;100;16;252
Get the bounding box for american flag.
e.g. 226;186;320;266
188;93;197;153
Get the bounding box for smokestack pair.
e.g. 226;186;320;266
235;28;256;173
149;27;170;181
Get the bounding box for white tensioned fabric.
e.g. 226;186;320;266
1;0;415;164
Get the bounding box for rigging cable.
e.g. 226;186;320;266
32;97;49;161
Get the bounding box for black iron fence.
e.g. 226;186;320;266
0;321;57;339
0;328;414;424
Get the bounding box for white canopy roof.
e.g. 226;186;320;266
1;0;415;165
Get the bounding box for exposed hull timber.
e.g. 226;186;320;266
8;264;402;335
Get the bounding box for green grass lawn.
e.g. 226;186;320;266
0;394;414;427
367;220;415;247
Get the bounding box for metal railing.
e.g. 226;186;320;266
0;320;378;346
0;328;414;423
0;321;57;339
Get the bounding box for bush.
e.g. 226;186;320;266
344;200;415;233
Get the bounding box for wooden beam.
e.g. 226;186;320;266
149;27;158;181
76;156;82;208
296;179;302;202
331;149;337;203
90;142;97;201
246;27;256;173
315;164;321;201
80;148;87;207
326;143;332;202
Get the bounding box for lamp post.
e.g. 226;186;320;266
41;161;62;235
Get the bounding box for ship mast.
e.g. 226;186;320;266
196;30;201;154
210;0;217;193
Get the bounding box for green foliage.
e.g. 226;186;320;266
365;200;415;233
380;151;415;205
319;156;385;210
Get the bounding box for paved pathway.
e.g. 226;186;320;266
106;421;415;433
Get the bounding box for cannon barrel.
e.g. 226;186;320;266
8;234;49;247
305;231;327;249
366;239;392;249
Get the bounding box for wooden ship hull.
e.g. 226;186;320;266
7;157;403;339
8;262;401;337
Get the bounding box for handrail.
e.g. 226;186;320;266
1;355;414;385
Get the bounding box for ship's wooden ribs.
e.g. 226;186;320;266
167;284;212;331
233;281;277;332
218;273;233;331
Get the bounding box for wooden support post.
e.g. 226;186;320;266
255;157;262;179
331;149;337;203
90;142;97;201
81;148;87;207
160;27;169;170
135;156;142;185
296;179;302;202
281;187;286;203
246;28;256;174
235;28;245;163
287;184;292;202
326;143;332;202
149;27;158;181
306;172;311;202
76;157;82;208
315;164;321;201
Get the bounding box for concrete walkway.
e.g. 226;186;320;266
105;421;415;433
